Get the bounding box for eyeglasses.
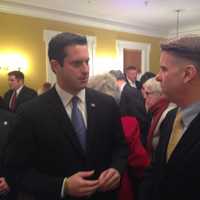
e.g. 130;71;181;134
145;91;153;95
144;91;157;97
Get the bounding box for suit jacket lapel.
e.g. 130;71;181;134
158;109;177;164
47;88;85;158
168;112;200;163
85;89;98;154
16;86;26;107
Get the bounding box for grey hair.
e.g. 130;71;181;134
143;77;162;95
161;35;200;74
88;73;120;100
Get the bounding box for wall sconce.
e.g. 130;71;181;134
0;65;9;70
0;53;28;72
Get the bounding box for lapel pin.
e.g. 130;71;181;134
90;103;96;107
3;121;8;126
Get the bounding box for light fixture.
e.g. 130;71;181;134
0;53;28;72
175;9;183;38
144;0;150;7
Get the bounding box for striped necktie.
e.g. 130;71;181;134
9;90;17;112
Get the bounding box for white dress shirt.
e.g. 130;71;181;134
55;83;88;197
55;84;87;127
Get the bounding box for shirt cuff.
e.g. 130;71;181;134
61;177;68;198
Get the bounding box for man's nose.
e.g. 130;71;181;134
82;62;89;73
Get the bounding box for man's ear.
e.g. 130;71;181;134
183;64;198;83
50;59;60;73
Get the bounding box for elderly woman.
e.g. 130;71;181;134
88;73;120;103
143;77;176;159
88;73;149;200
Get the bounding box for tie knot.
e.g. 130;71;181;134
175;110;183;126
71;96;79;107
13;90;17;95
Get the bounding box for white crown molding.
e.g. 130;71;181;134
168;24;200;38
0;1;167;38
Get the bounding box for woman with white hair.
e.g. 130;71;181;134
88;73;120;103
143;77;176;159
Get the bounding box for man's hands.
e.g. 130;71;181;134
0;177;10;195
66;170;99;197
98;168;120;192
66;168;120;197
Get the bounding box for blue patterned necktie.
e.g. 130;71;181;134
71;96;86;151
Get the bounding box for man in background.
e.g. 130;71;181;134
110;70;148;145
124;65;141;89
140;35;200;200
4;71;37;112
4;32;128;200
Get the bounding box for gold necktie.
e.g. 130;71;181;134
167;111;183;161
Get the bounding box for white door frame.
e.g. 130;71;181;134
116;40;151;73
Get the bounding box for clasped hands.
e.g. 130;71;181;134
66;168;120;197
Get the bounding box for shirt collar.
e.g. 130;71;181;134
55;84;86;108
15;85;24;96
120;82;126;92
180;101;200;128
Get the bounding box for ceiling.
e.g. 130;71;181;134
1;0;200;37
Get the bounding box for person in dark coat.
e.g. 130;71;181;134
0;103;15;199
4;32;128;200
4;71;37;112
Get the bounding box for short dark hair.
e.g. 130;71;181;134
125;65;138;72
8;71;24;80
48;32;87;66
161;35;200;72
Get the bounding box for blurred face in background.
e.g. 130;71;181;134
143;86;162;111
126;68;138;82
8;75;23;90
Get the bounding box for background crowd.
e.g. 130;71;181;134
0;33;200;200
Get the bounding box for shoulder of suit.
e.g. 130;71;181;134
86;87;115;101
23;86;37;94
4;89;12;96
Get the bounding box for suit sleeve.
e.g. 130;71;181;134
109;98;129;174
3;106;63;199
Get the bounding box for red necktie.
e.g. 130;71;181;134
10;91;17;111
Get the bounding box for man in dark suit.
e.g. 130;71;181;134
110;70;148;145
0;106;16;199
140;36;200;200
4;71;37;112
4;32;128;200
124;65;141;89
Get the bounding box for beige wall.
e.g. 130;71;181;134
0;12;163;95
